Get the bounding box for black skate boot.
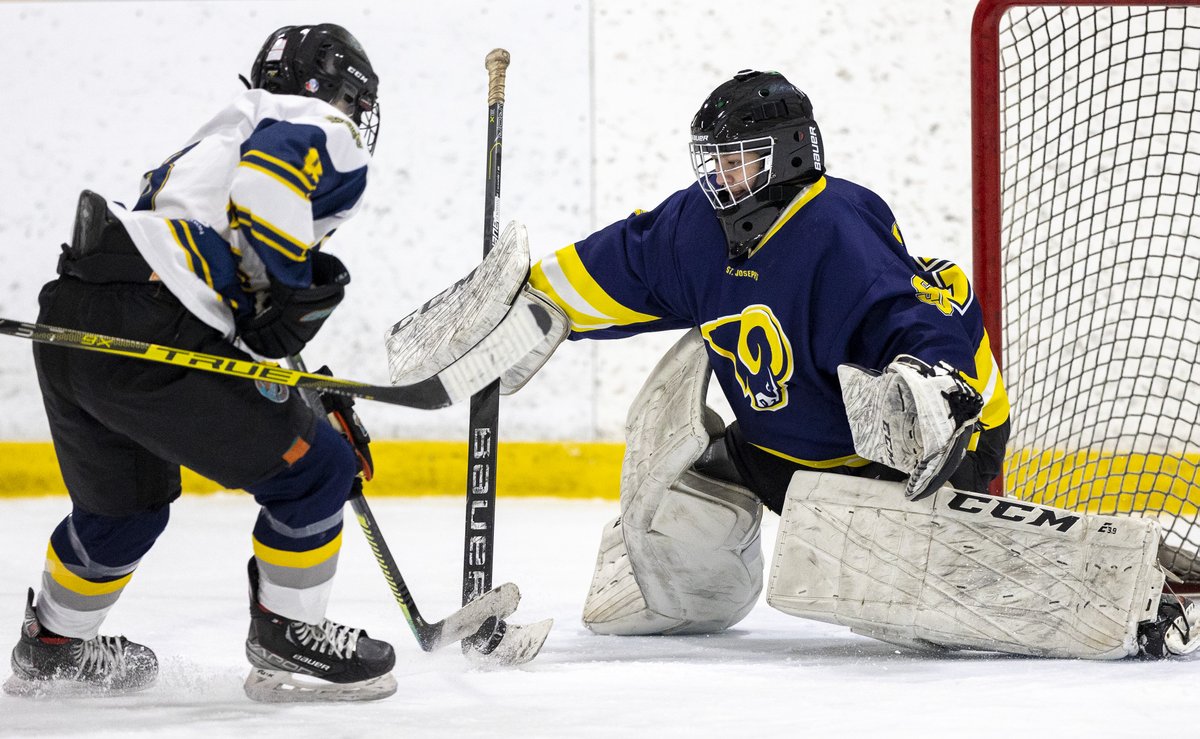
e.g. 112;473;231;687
1137;593;1200;658
243;558;396;702
3;588;157;696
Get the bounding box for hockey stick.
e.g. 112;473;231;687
458;50;554;664
284;354;521;652
0;313;544;410
350;486;520;651
462;48;509;623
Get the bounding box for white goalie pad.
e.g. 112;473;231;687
838;355;983;500
385;221;530;386
582;329;764;635
767;471;1164;659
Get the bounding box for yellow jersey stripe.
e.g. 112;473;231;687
962;330;1010;429
177;221;216;289
243;149;317;191
230;205;310;261
532;256;636;331
45;544;133;597
748;176;827;258
165;220;197;275
541;245;661;328
751;444;873;469
531;250;612;326
238;161;311;201
253;530;343;569
529;262;607;330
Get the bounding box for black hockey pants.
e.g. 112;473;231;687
29;206;356;635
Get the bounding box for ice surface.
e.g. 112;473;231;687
0;495;1191;738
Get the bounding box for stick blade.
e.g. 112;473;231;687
427;582;521;649
466;618;553;667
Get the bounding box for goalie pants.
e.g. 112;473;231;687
31;269;357;638
709;420;1010;515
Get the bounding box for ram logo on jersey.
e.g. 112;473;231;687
701;304;793;411
913;257;975;316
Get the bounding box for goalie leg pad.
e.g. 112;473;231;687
582;472;764;635
582;329;764;636
766;471;1164;659
582;516;675;636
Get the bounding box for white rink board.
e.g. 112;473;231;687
0;0;978;442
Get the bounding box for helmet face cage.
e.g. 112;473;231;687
689;137;774;210
251;25;381;154
358;100;380;154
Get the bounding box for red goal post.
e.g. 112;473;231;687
971;0;1200;584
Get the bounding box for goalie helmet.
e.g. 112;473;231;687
250;24;381;154
690;70;824;259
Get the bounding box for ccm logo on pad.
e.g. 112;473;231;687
945;491;1080;533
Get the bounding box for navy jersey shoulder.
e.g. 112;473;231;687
531;174;997;464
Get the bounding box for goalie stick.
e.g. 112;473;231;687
459;49;553;665
0;308;549;410
284;354;522;653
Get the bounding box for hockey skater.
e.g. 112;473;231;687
5;24;399;701
415;69;1199;659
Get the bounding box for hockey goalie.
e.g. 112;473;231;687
405;68;1199;659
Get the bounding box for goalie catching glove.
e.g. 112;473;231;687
838;355;983;500
237;251;350;359
385;221;569;394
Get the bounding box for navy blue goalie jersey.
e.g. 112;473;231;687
530;175;1009;468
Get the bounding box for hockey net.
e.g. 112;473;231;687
972;1;1200;583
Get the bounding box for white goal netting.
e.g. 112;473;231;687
982;2;1200;579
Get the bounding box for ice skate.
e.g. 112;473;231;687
3;588;157;697
1138;593;1200;658
243;559;397;703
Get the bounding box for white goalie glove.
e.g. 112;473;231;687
838;355;983;500
384;221;569;396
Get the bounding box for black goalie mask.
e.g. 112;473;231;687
690;70;824;259
250;24;381;154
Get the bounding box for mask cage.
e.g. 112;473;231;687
689;137;774;209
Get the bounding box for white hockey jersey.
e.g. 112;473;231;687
105;89;372;340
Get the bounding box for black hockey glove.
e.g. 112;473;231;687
236;251;350;359
315;365;374;481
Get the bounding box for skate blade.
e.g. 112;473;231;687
3;671;155;698
467;618;553;667
243;668;398;703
